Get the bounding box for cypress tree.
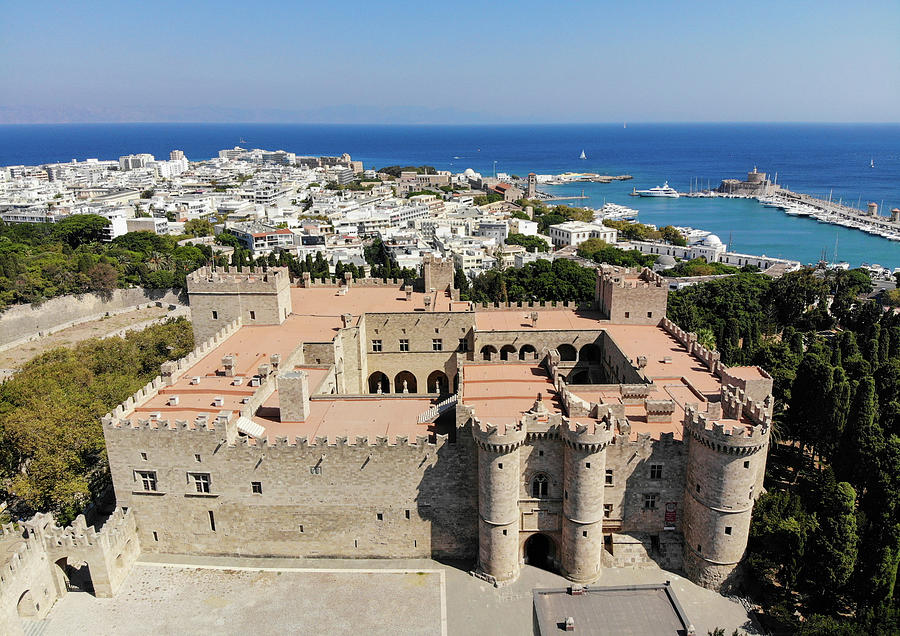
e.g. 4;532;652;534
809;469;858;601
837;376;882;489
824;367;851;462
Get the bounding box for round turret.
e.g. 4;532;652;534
473;419;527;584
560;420;614;583
682;407;770;590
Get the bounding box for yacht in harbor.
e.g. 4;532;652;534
634;182;679;198
758;197;787;209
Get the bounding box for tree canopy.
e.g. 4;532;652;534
0;318;194;524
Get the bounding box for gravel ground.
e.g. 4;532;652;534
39;556;761;636
0;305;171;369
44;564;443;636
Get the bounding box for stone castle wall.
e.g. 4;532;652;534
0;526;61;634
186;267;291;343
0;508;140;636
361;312;472;393
104;424;478;560
0;288;184;351
596;268;668;325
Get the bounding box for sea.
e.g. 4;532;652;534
0;123;898;268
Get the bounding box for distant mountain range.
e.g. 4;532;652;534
0;104;501;125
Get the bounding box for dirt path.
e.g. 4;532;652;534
0;305;172;370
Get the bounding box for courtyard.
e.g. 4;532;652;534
28;555;762;635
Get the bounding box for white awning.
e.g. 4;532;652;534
236;416;266;438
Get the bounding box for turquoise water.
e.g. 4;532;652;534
543;181;898;268
0;123;897;267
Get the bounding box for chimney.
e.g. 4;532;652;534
564;617;575;632
405;289;413;301
160;360;178;386
344;271;352;287
341;313;354;328
222;355;235;377
424;295;432;311
278;370;310;422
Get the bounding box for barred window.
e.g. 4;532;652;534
643;493;658;510
649;464;663;480
371;339;382;352
399;339;409;352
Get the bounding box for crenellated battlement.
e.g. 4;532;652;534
720;384;772;428
476;300;594;312
561;419;614;452
659;316;697;349
300;272;408;288
0;523;45;600
227;431;451;451
42;508;135;553
187;266;290;294
684;404;769;454
102;319;242;426
599;266;665;289
472;416;527;452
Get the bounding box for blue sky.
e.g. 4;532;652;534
1;0;898;123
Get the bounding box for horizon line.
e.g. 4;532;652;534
2;120;899;126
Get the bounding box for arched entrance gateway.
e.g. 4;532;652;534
523;533;556;572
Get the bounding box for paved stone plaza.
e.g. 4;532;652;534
36;556;761;635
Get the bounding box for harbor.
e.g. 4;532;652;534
542;177;900;270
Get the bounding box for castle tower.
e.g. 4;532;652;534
473;419;528;584
422;253;457;301
186;266;292;343
560;420;614;583
681;393;770;590
526;172;537;199
595;266;668;324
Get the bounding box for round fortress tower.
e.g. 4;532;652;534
560;420;614;583
682;405;770;589
473;419;528;584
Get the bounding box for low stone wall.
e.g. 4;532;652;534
0;288;185;351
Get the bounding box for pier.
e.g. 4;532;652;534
543;194;590;202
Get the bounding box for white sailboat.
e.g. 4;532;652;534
579;149;586;160
870;157;875;168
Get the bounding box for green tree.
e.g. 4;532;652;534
809;470;858;599
184;218;214;237
505;233;549;252
52;214;110;247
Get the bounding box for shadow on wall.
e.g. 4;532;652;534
417;420;478;567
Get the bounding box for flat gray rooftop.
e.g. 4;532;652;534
533;583;692;636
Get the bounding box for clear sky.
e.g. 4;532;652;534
1;0;898;123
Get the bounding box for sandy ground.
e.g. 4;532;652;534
0;306;171;370
33;555;762;636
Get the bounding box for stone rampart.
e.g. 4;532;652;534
104;415;477;560
0;288;184;351
104;319;242;425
